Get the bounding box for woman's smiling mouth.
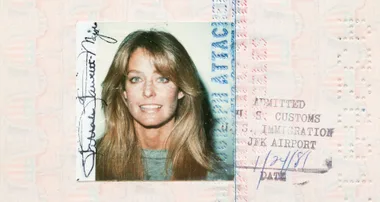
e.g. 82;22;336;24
139;104;162;112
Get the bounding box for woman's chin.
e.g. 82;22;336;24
134;118;173;129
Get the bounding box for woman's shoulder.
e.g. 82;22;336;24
206;161;233;181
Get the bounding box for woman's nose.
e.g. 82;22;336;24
143;81;156;97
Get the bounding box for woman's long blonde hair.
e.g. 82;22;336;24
96;30;215;180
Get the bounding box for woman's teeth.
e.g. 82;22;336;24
140;105;162;110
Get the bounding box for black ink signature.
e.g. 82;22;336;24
76;22;116;178
77;104;96;177
78;22;118;59
77;98;106;177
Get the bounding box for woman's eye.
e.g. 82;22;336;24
129;77;141;83
157;77;169;83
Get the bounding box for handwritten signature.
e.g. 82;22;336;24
77;22;117;178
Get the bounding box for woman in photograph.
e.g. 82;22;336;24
96;29;228;181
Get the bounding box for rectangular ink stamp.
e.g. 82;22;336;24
76;22;236;182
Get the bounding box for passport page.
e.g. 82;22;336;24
1;0;380;202
236;0;380;201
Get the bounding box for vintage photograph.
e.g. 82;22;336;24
76;22;235;181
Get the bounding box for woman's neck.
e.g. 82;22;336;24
133;119;174;150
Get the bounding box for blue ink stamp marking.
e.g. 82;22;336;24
210;22;236;175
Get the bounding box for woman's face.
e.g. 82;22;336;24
123;48;184;128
